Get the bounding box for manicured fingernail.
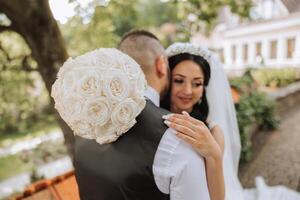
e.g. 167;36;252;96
162;114;173;120
164;120;171;126
162;115;170;120
182;111;190;116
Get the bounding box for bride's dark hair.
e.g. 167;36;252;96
160;53;211;123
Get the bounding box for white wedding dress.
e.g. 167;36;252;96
206;53;300;200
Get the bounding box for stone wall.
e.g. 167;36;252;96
269;81;300;116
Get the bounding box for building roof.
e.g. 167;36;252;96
282;0;300;13
12;170;80;200
223;11;300;37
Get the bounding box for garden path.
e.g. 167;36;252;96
239;103;300;191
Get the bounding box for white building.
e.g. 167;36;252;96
192;0;300;70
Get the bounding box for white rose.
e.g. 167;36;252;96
61;94;84;123
94;123;118;144
136;72;148;95
84;50;109;70
57;57;74;79
51;80;62;104
51;80;66;114
82;97;111;126
119;55;141;79
77;70;102;97
71;120;95;139
103;70;129;102
132;96;146;110
62;71;77;95
98;49;121;70
111;99;141;133
116;119;136;136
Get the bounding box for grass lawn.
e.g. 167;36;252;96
0;154;32;181
0;116;63;181
0;115;59;148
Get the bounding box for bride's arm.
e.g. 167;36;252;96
163;113;225;200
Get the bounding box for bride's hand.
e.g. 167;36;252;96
163;112;222;160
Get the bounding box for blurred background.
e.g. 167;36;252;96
0;0;299;199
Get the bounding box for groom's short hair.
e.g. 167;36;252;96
118;29;165;75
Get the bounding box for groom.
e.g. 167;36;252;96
74;30;210;200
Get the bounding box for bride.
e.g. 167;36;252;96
161;42;300;200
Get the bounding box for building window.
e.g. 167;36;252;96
270;40;277;59
243;44;248;62
218;48;225;63
256;42;262;57
287;38;295;58
256;42;262;63
232;45;236;63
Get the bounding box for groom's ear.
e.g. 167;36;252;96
155;55;168;78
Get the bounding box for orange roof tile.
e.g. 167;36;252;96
12;170;79;200
231;87;240;104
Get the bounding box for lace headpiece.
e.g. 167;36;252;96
166;42;212;64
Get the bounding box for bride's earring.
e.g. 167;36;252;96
198;98;202;105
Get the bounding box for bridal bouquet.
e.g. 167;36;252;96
51;48;147;144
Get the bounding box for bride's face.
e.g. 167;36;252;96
170;60;204;113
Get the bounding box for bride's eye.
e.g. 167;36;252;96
173;79;184;84
192;82;204;87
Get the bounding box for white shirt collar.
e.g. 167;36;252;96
144;86;160;107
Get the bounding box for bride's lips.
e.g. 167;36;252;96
178;96;192;104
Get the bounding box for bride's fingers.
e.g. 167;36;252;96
164;120;198;139
163;116;198;133
175;131;198;146
165;113;206;128
163;114;206;133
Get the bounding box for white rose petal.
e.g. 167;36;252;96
57;57;74;79
62;94;84;122
51;80;62;103
83;97;111;126
116;119;136;136
104;70;129;102
132;96;146;109
77;70;102;97
136;72;148;95
94;123;118;144
72;120;95;139
62;71;77;94
121;57;141;79
111;99;140;128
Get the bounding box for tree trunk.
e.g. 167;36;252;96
0;0;75;159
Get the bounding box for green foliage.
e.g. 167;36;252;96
236;91;279;161
61;0;251;54
61;0;181;55
0;154;32;181
251;68;300;88
0;32;52;137
61;13;119;56
236;94;254;161
230;69;255;93
231;72;279;161
171;0;252;34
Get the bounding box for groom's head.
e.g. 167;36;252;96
119;30;169;98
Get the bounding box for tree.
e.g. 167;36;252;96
171;0;252;36
0;0;74;158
